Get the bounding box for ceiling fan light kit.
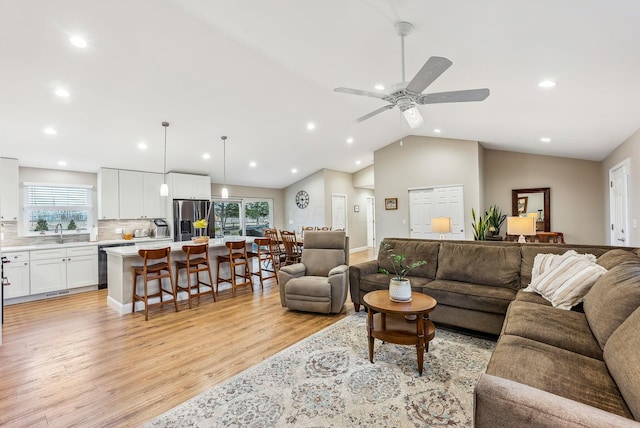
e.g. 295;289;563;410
334;21;490;129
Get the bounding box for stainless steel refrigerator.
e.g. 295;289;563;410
173;199;213;241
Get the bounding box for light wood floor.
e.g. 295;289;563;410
0;248;376;427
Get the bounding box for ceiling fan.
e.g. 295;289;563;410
334;21;490;129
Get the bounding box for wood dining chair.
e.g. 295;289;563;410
264;228;285;271
280;230;302;266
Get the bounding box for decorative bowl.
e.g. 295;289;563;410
191;236;209;243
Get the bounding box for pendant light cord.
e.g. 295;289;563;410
222;136;227;187
162;121;169;183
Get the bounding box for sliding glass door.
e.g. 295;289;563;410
212;198;273;237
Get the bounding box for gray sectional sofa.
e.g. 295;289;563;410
348;238;640;426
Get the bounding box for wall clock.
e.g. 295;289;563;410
296;190;309;209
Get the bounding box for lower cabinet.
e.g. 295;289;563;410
2;251;30;299
29;247;98;295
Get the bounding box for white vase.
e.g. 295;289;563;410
389;278;412;302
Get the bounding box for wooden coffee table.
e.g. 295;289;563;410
363;290;437;375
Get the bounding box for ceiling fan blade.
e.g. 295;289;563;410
334;87;389;100
353;105;395;123
416;88;490;104
405;56;453;94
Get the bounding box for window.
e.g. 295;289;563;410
23;183;93;235
212;198;273;237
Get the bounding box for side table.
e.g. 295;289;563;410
363;290;437;375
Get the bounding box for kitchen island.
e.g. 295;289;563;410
104;237;256;315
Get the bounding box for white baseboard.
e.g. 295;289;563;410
350;246;371;253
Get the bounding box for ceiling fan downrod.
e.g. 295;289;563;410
395;21;414;83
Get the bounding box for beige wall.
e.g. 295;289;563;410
374;136;482;243
323;169;373;249
483;149;604;244
601;128;640;246
352;165;374;189
283;170;326;233
211;182;284;231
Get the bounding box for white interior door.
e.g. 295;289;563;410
410;186;465;239
610;160;630;246
331;194;347;231
366;196;375;247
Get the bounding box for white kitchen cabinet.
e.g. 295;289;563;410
168;173;210;200
29;247;98;294
66;246;98;289
98;168;119;219
142;172;165;218
118;170;144;219
3;251;30;299
0;158;19;221
30;249;67;294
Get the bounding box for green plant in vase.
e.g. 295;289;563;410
485;205;506;236
34;219;49;233
378;241;427;302
67;219;77;230
471;208;487;240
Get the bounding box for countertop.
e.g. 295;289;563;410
1;237;173;253
104;237;256;257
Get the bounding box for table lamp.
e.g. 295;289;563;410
507;216;536;243
432;217;452;239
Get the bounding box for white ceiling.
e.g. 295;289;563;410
1;0;639;189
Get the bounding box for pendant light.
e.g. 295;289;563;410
160;121;169;196
221;135;229;199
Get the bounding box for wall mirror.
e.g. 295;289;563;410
511;187;551;232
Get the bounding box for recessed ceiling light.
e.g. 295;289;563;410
355;160;362;165
374;84;385;91
58;161;67;166
540;137;551;143
202;153;211;160
291;168;298;173
306;122;315;131
249;161;257;167
137;142;147;150
433;129;441;134
43;127;57;135
538;80;557;88
346;137;354;144
69;36;87;48
55;88;70;98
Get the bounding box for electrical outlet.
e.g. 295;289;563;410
115;228;123;233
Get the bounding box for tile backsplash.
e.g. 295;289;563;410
1;219;163;248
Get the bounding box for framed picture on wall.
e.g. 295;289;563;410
385;198;398;210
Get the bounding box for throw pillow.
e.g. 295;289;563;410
526;253;606;310
528;250;597;284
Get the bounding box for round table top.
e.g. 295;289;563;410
363;290;437;315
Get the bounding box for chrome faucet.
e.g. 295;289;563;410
54;223;64;243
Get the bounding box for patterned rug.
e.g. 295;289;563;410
144;312;495;427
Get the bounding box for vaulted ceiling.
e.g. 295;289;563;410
1;0;639;188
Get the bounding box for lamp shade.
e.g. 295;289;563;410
432;217;452;234
507;216;536;241
402;106;424;128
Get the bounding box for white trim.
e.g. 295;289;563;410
407;184;464;191
609;158;631;246
350;246;369;253
23;182;94;189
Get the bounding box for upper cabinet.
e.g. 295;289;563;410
97;168;119;219
98;168;166;219
0;158;19;221
167;173;211;200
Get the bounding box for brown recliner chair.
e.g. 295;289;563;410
278;231;349;314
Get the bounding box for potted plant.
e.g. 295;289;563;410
378;241;427;302
485;205;506;236
471;208;487;240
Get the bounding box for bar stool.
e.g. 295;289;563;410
216;240;252;297
131;247;178;321
248;237;278;289
174;244;216;309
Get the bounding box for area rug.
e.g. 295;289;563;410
144;312;495;427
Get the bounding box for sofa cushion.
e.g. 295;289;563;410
436;242;520;289
524;253;606;310
520;245;611;288
604;307;640;420
501;301;603;360
360;273;432;293
513;289;552;306
486;335;633;419
584;262;640;349
377;239;439;279
424;279;516;315
302;249;344;277
597;248;640;270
